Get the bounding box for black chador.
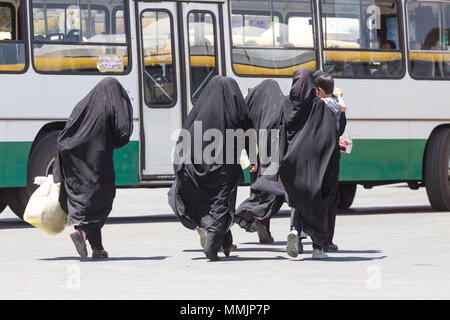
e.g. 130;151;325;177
279;67;338;249
235;79;286;243
53;78;133;258
312;70;347;249
168;76;252;261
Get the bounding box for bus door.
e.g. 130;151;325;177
138;0;223;178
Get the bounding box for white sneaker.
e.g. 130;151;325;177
312;248;328;260
286;230;299;258
197;227;206;249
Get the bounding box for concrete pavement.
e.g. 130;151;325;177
0;184;449;299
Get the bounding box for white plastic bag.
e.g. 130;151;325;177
24;175;67;235
339;130;353;154
240;149;251;170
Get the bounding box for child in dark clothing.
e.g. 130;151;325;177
314;72;347;252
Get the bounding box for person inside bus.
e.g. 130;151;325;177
280;67;339;260
168;76;253;262
234;79;286;244
375;40;402;77
53;78;133;260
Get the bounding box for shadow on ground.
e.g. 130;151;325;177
191;255;289;262
38;256;168;262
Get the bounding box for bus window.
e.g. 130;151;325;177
321;0;404;78
0;4;13;40
407;1;450;79
188;11;218;102
112;7;124;34
230;0;317;76
141;10;176;108
0;2;26;72
32;0;129;73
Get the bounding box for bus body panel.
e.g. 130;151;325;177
1;0;450;192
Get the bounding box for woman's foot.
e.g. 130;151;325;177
312;248;328;260
323;243;339;252
204;251;220;261
204;232;222;262
70;229;88;259
286;230;299;258
197;227;206;249
221;230;236;257
252;220;273;244
298;238;304;254
92;248;108;259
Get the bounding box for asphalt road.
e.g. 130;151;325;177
0;184;449;299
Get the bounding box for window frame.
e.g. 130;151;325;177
0;2;15;38
405;0;450;80
187;9;219;103
140;8;178;109
318;0;407;80
30;0;132;75
0;0;29;74
111;5;123;35
228;0;319;78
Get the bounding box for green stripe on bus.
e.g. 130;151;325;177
0;141;32;188
0;139;427;188
339;139;427;181
0;141;140;188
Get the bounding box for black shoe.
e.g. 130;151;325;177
205;251;220;261
204;232;222;261
298;238;304;254
323;243;339;252
252;220;273;244
221;230;236;257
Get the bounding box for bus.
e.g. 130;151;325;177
0;0;449;219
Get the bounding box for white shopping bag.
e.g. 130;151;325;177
24;175;67;235
339;130;353;154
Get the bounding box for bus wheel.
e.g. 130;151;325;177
424;127;450;211
337;183;357;209
27;130;60;196
1;187;29;219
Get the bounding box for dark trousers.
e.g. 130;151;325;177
324;149;340;246
289;149;340;249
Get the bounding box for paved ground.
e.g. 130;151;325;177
0;184;449;299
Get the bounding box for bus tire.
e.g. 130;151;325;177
2;187;29;219
27;130;60;196
337;183;357;209
424;127;450;211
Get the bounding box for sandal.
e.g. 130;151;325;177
70;230;88;259
92;248;109;259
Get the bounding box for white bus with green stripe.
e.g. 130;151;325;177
1;0;449;218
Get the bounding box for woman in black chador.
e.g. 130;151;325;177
279;67;338;260
168;76;252;261
234;79;286;243
53;78;133;259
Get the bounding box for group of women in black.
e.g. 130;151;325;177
169;67;347;261
53;67;345;261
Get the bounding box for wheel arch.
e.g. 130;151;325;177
28;121;66;163
422;123;450;181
